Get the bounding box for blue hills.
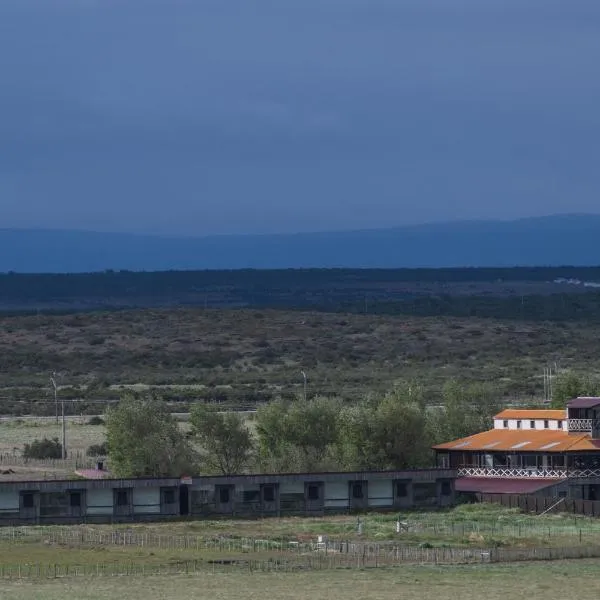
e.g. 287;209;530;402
1;214;600;273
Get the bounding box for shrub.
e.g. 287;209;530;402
87;416;105;426
86;441;108;456
23;437;63;459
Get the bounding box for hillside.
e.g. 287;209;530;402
1;308;598;414
3;214;600;273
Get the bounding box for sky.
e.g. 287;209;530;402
1;0;600;236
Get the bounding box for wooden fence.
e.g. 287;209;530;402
478;493;600;517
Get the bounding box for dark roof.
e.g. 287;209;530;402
567;397;600;409
456;477;562;494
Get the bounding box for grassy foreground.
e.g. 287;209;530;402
3;561;600;600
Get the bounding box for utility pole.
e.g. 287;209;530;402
50;372;58;424
61;392;66;459
50;372;66;459
301;371;307;402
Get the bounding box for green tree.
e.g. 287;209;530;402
429;380;501;444
255;396;341;472
550;372;600;408
336;382;432;470
106;394;197;477
189;405;254;475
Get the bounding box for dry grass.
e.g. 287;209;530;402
0;420;105;455
3;561;600;600
1;308;597;400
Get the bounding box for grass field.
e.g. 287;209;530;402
1;505;600;559
1;505;600;598
1;308;598;406
3;561;600;600
0;419;106;456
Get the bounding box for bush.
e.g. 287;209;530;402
86;441;108;456
23;437;63;459
87;416;105;426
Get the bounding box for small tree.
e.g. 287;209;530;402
255;396;341;472
189;404;254;475
23;437;63;459
106;394;197;477
336;382;432;470
86;441;109;457
550;372;600;408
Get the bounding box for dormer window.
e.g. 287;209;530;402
517;420;522;429
503;420;508;428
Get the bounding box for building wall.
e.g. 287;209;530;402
0;469;456;525
367;480;393;508
86;489;113;515
494;419;563;431
324;481;349;509
0;491;19;514
133;487;161;515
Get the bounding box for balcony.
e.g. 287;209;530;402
458;466;600;479
567;418;593;433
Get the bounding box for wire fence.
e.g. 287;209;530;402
2;523;600;556
0;454;100;469
3;544;600;580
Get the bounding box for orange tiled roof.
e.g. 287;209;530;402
433;428;594;453
493;409;566;420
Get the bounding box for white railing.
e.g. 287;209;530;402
458;466;600;479
458;467;566;479
566;469;600;478
567;419;593;432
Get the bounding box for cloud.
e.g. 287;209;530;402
0;0;599;234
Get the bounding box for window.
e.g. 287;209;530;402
219;487;230;504
396;482;408;497
503;420;508;428
517;420;522;429
544;420;549;429
163;490;175;505
116;490;128;506
242;490;260;503
352;483;363;499
22;493;34;509
558;421;563;429
263;486;275;502
530;420;535;429
70;492;81;507
307;485;319;500
441;481;452;496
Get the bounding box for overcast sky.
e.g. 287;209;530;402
1;0;599;236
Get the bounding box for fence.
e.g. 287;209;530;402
2;522;600;553
479;493;600;518
0;453;100;470
3;544;600;580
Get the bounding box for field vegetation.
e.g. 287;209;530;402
3;562;600;600
2;506;600;599
2;307;600;417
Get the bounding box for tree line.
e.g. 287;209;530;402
103;381;501;478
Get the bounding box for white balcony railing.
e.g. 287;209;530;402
567;418;593;432
458;467;567;479
458;466;600;479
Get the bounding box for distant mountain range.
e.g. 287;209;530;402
2;214;600;273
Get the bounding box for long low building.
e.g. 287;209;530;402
0;468;455;525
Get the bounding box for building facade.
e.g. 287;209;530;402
433;397;600;499
0;468;455;525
